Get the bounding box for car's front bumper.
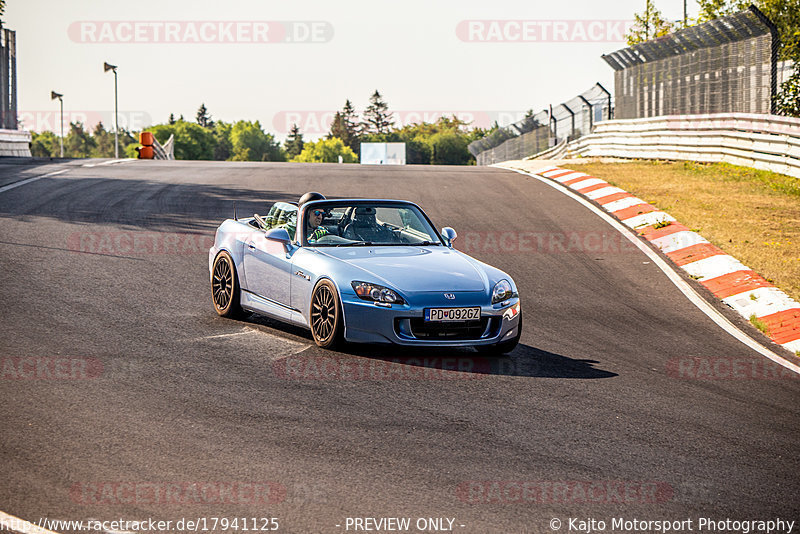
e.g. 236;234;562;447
340;291;521;347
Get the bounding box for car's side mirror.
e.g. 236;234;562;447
441;227;457;248
265;227;292;245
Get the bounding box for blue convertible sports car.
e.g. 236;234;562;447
209;195;522;354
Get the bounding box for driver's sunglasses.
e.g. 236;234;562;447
311;210;325;217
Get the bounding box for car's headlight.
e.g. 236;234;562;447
492;279;514;304
352;281;406;305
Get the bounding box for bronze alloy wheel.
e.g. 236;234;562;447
212;251;242;317
310;279;343;348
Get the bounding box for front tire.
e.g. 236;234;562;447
477;311;522;355
310;279;343;349
211;251;243;318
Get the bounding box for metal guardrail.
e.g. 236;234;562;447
562;113;800;178
470;84;612;165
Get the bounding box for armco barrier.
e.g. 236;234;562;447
0;129;32;157
561;113;800;178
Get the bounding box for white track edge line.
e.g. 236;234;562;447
503;165;800;375
0;169;68;194
0;511;60;534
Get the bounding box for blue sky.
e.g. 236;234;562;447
9;0;699;139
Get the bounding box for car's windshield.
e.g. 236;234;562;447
302;203;443;247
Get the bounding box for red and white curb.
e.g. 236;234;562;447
530;165;800;355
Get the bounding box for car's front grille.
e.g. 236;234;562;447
400;317;496;341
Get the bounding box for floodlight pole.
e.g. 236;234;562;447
104;62;119;158
50;91;64;157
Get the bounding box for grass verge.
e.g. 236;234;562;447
561;160;800;302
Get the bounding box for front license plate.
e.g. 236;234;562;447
425;307;481;322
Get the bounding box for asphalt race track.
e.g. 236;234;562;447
1;159;798;533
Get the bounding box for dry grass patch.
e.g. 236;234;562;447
563;160;800;302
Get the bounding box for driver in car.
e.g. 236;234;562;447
306;207;329;243
278;192;330;243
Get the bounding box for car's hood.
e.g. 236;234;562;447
317;246;487;292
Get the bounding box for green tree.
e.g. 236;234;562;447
118;127;138;156
168;113;176;125
148;119;215;160
196;103;214;129
230;120;285;162
328;99;360;153
64;122;95;157
284;123;305;159
625;0;676;45
291;137;358;163
362;90;394;135
696;0;749;22
776;68;800;116
429;131;471;165
755;0;800;62
392;115;475;164
124;143;140;159
30;131;60;157
213;121;232;160
402;136;432;164
91;122;115;157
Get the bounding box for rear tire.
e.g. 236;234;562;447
310;279;344;349
211;251;243;318
477;311;522;355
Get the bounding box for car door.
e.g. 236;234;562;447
288;247;321;327
242;232;292;308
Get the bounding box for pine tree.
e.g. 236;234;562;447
196;103;214;129
284;123;305;158
168;113;176;125
328;99;361;152
361;91;394;135
342;99;359;136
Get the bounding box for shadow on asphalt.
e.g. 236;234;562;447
345;343;618;380
246;314;617;380
0;175;299;232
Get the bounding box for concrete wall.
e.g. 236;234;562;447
0;128;32;157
